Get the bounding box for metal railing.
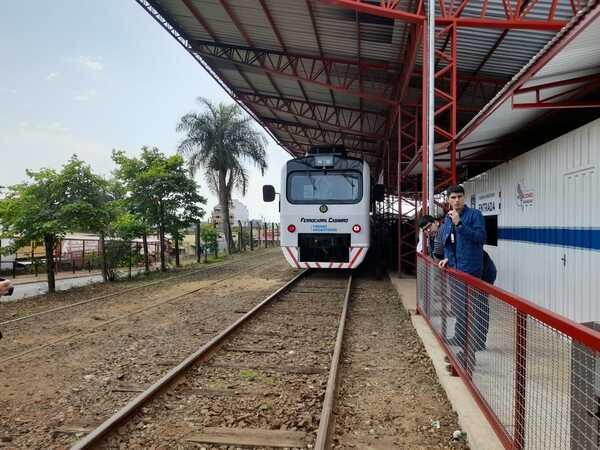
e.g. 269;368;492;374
417;253;600;450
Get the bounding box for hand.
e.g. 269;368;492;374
0;280;12;296
448;210;460;226
438;259;448;269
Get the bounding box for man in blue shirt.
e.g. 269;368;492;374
438;185;487;366
438;185;486;277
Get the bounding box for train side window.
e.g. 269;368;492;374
485;215;498;246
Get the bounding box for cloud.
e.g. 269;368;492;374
73;89;98;102
46;72;59;81
41;122;71;134
18;121;71;134
0;124;113;186
77;56;103;71
0;87;17;95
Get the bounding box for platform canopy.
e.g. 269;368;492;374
138;0;598;180
136;0;599;272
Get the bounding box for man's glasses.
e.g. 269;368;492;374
421;223;432;233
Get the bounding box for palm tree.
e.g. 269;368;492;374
176;98;267;254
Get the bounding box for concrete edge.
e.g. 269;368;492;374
388;272;504;450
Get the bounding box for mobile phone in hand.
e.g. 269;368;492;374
0;277;14;296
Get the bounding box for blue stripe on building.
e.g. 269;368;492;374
498;228;600;251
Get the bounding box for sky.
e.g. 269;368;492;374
0;0;291;222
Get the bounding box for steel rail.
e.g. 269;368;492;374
69;269;309;450
0;259;281;365
1;250;276;326
314;273;353;449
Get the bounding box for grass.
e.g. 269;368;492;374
239;369;258;381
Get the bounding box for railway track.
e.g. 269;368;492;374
1;249;277;327
0;254;284;365
69;269;354;450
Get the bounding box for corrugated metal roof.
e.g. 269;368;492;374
139;0;595;175
459;4;600;149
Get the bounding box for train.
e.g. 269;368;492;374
263;145;383;269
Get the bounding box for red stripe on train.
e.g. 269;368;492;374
286;247;300;269
349;247;364;268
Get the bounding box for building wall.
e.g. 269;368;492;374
464;117;600;323
211;199;250;226
231;199;249;223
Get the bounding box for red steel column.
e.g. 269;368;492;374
450;22;457;186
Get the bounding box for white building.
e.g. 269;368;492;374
464;117;600;323
211;199;250;226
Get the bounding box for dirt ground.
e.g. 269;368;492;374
97;272;351;450
0;251;467;449
0;248;277;323
333;272;468;450
0;249;293;449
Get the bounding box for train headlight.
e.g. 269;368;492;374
352;224;361;233
287;224;296;233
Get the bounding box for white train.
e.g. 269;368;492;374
264;146;383;269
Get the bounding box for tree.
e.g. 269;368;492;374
177;98;267;254
112;211;147;274
110;185;154;274
112;147;206;272
61;159;116;281
0;156;113;293
200;224;218;262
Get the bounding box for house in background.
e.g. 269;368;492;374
211;199;249;227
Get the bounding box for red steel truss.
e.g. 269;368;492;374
397;105;421;274
318;0;569;30
238;93;387;139
192;41;398;105
512;73;600;109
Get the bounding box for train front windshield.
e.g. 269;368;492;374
287;171;362;204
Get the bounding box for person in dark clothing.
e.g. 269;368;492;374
438;185;486;367
418;215;444;260
472;251;497;351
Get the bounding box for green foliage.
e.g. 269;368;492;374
112;212;147;241
0;156;113;253
176;98;267;253
112;147;207;233
176;99;268;194
200;224;218;254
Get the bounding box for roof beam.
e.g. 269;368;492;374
306;0;338;107
457;1;600;144
177;0;304;156
264;117;379;142
317;0;424;23
316;0;569;30
238;93;386;138
512;73;600;109
257;0;313;104
279;139;383;159
217;0;288;101
192;41;398;105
